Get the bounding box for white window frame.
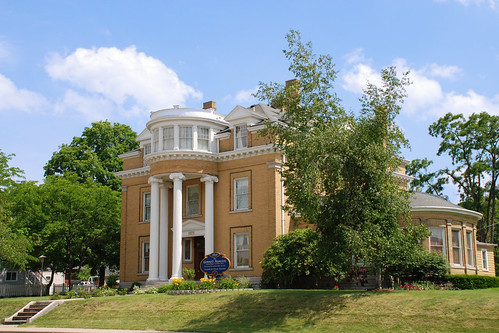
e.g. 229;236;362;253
452;229;463;266
234;177;249;211
466;231;474;267
198;127;210;151
481;249;489;271
186;185;199;216
183;238;192;262
143;192;151;222
144;143;151;155
152;129;159;153
163;126;174;150
235;124;247;149
179;126;193;150
5;271;18;281
234;232;249;268
429;227;446;255
142;242;150;273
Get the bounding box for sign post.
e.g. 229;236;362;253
200;252;230;279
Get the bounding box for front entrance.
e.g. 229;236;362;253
193;236;205;280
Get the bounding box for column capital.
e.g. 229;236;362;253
148;176;163;185
201;175;218;184
169;173;185;181
160;182;173;189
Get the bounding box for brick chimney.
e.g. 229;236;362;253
203;101;217;111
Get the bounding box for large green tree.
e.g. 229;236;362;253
407;112;498;244
0;149;32;269
44;121;139;191
9;175;121;290
257;30;426;286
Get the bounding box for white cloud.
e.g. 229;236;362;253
426;63;463;80
234;87;258;105
343;48;367;66
341;54;499;119
0;40;9;61
54;89;115;121
45;46;202;119
435;0;499;9
0;74;49;112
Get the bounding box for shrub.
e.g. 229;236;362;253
92;287;117;297
388;249;449;283
132;285;145;295
65;290;77;299
446;275;499;289
261;228;331;288
218;277;240;289
182;268;195;280
237;276;253;289
51;292;62;300
157;284;173;293
129;282;141;293
106;274;119;288
144;287;158;294
77;287;92;299
199;277;216;290
117;288;128;295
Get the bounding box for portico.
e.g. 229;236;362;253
146;172;218;282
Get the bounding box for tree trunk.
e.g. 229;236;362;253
98;266;106;287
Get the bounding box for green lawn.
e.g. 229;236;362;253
2;289;498;332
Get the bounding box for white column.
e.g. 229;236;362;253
174;125;179;150
201;175;218;255
169;172;185;279
147;177;161;282
159;182;171;281
192;125;198;151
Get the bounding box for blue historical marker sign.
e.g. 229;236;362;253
200;252;231;278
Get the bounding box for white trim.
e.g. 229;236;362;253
114;166;150;179
234;232;250;269
142;242;150;273
411;206;483;219
481;249;489;271
234;177;249;211
118;150;141;159
183;238;193;262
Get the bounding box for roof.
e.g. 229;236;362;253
409;191;483;220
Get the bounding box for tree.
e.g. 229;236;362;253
407;112;498;244
0;149;32;269
256;30;425;286
44;121;139;191
9;175;121;290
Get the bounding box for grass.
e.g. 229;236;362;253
1;289;498;332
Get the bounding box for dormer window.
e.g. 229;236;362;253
235;124;247;149
179;126;193;150
163;126;174;150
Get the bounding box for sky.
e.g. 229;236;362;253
1;0;498;203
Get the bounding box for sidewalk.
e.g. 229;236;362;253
0;327;190;333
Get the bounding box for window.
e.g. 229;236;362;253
163;126;174;150
142;242;150;273
429;227;445;255
5;271;17;281
452;229;462;265
234;178;249;210
144;143;151;155
234;233;249;268
235;124;247;149
198;127;209;151
183;238;192;262
152;129;159;152
466;231;474;266
143;192;151;222
481;249;488;271
186;185;199;216
179;126;192;149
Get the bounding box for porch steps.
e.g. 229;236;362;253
2;300;59;325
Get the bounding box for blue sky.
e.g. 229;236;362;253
1;0;498;203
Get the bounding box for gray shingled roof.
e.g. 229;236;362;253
409;191;461;209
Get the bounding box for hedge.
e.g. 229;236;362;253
446;274;499;289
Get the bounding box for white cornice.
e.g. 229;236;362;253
118;150;141;159
143;145;278;165
214;132;231;139
411;206;483;220
114;166;150;180
392;171;414;182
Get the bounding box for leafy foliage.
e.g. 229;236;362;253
387;247;449;283
44;120;139;191
446;274;499;289
261;228;332;288
407;112;498;244
257;30;421;286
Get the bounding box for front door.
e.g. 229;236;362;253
194;236;205;280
